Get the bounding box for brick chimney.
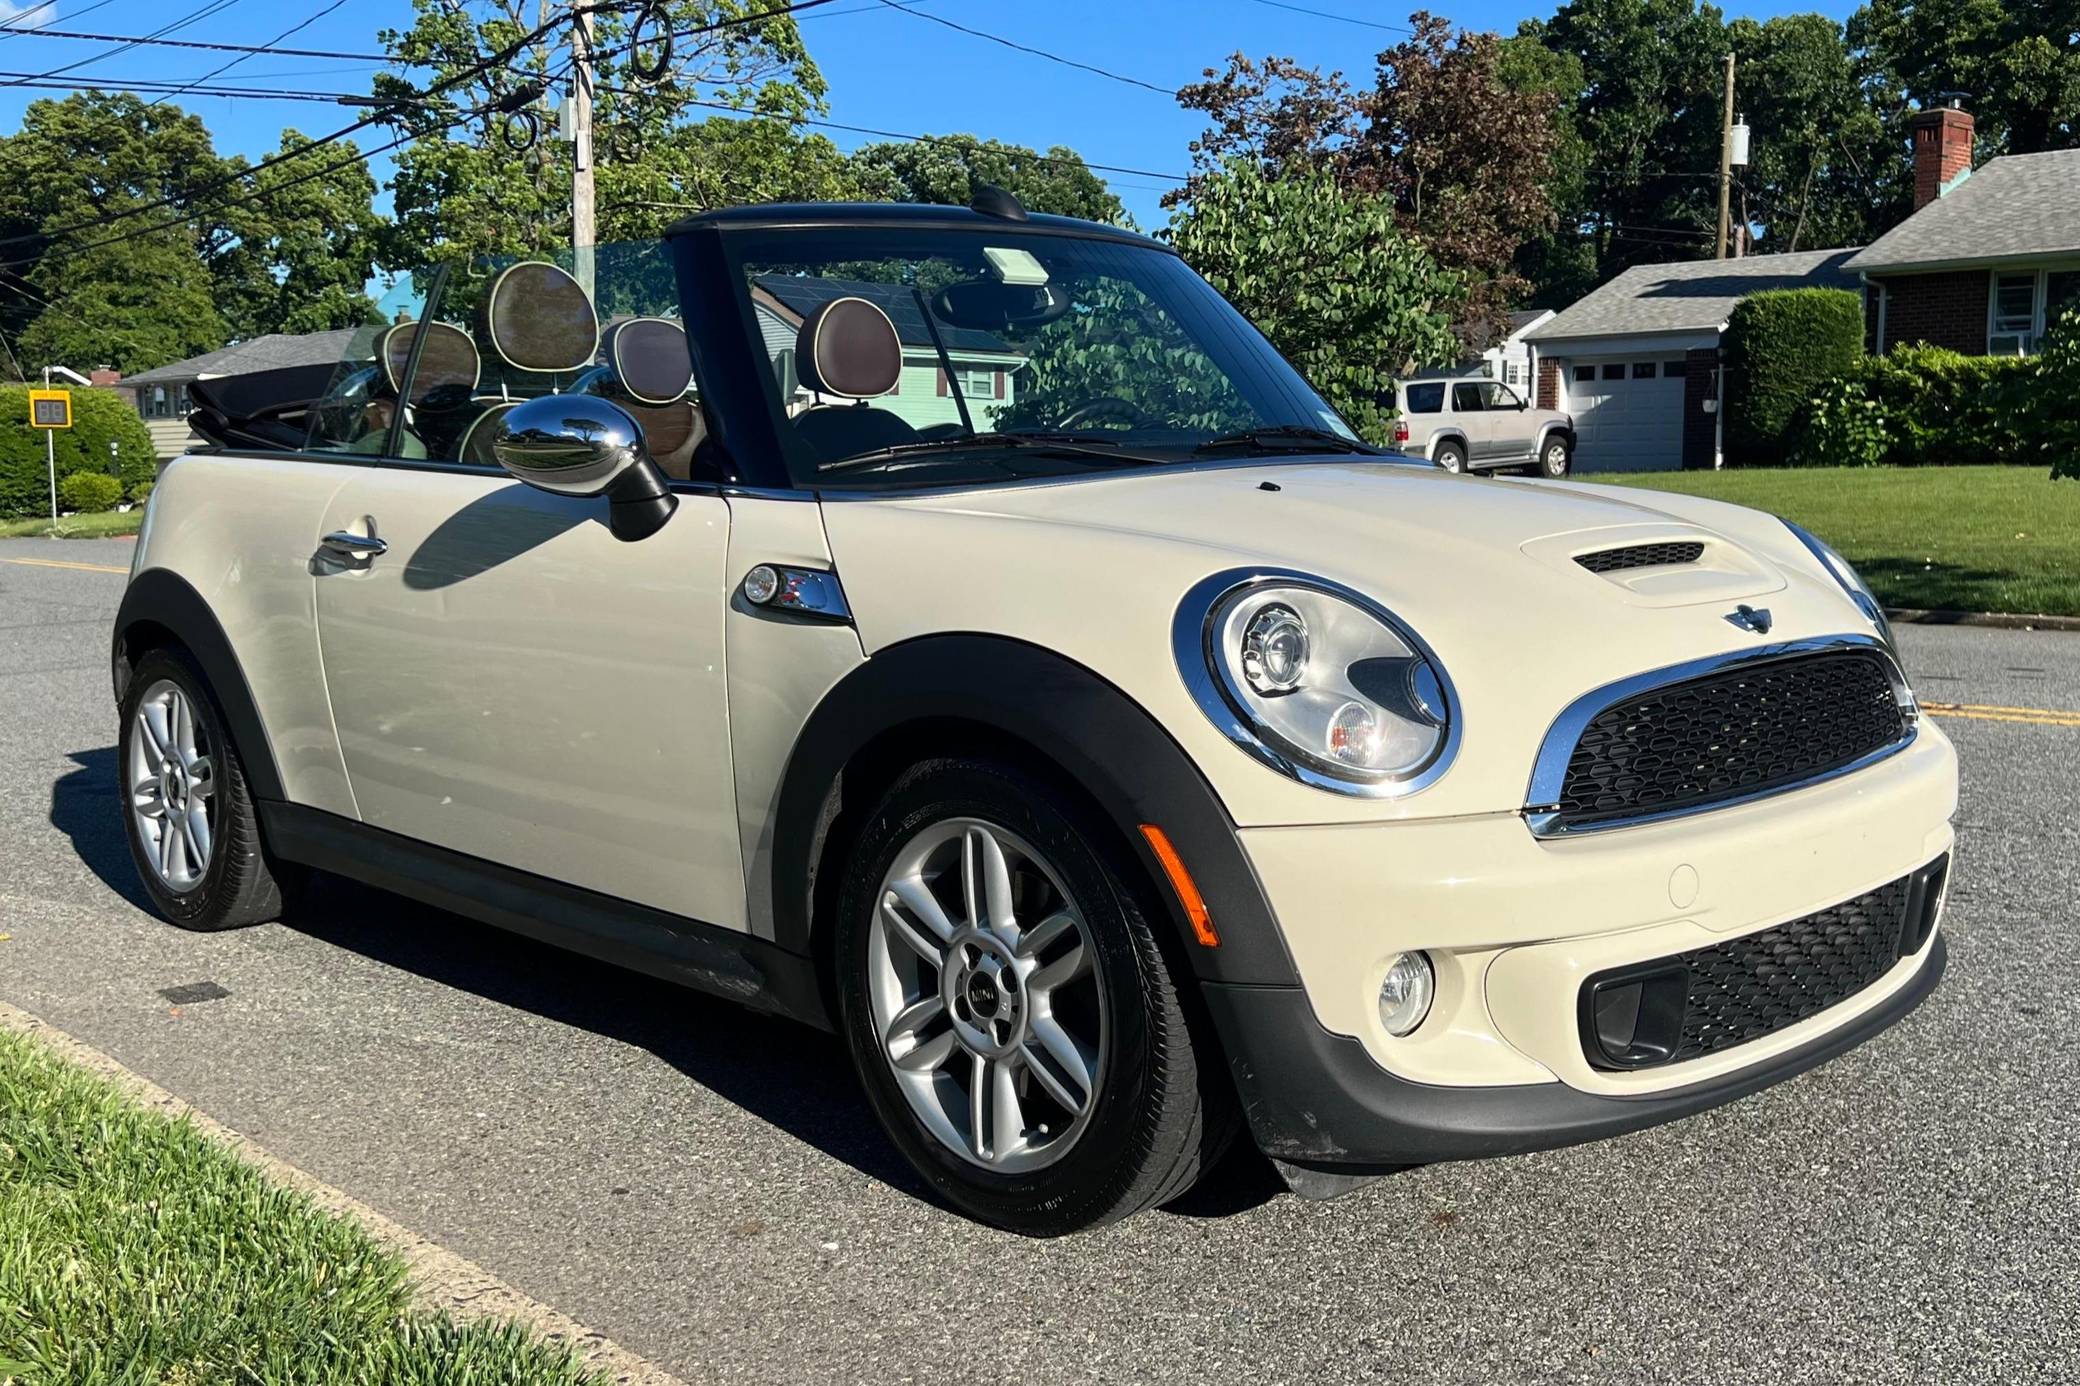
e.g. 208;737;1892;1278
1911;100;1974;210
89;366;122;387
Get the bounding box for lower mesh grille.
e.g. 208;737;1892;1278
1579;866;1944;1071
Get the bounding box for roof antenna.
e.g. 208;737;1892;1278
970;183;1030;222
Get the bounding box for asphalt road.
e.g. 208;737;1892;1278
3;535;2075;1385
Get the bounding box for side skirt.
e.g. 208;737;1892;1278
260;803;831;1030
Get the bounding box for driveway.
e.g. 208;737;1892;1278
2;536;2075;1385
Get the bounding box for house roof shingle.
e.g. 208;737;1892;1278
122;328;366;387
1843;149;2080;275
1523;248;1862;344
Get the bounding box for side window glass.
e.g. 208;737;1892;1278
305;271;439;456
1452;382;1484;412
1406;382;1445;413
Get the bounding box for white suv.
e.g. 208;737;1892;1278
114;198;1954;1235
1392;376;1576;477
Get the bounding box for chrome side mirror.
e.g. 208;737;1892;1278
490;393;676;542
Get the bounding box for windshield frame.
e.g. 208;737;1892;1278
686;214;1362;495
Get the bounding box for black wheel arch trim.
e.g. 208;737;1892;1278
112;568;286;803
768;633;1301;989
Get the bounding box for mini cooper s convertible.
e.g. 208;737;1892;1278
113;197;1956;1235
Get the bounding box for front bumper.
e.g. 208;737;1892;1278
1202;718;1957;1166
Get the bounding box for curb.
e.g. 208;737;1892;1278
1886;607;2080;632
0;1000;690;1386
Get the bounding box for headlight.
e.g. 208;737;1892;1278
1174;569;1460;796
1782;519;1895;652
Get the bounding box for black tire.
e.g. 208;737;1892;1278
118;647;300;931
1539;435;1572;478
1433;441;1467;474
834;756;1234;1235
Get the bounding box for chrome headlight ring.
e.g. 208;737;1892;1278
1782;518;1897;655
1171;568;1462;798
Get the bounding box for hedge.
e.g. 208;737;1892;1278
1723;288;1867;467
1790;345;2036;468
57;470;123;513
0;384;157;519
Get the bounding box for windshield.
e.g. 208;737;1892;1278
722;226;1363;489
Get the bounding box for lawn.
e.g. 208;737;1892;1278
0;1027;604;1385
1602;465;2080;617
0;510;142;540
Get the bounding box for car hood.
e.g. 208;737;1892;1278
817;459;1888;827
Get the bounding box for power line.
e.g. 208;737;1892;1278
1;21;388;60
0;0;249;90
0;71;383;101
0;19;386;60
870;0;1177;96
148;0;354;107
0;0;62;36
0;264;162;363
1242;0;1417;34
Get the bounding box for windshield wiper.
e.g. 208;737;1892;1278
820;431;1172;475
1193;425;1378;456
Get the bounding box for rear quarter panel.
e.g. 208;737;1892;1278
129;454;357;816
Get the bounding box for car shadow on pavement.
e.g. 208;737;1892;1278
51;745;1285;1221
51;747;156;912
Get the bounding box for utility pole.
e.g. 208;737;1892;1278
570;0;597;297
42;366;55;524
1715;52;1736;260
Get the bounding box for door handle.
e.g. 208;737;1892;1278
319;528;387;559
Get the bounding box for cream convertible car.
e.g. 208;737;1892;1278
114;201;1956;1235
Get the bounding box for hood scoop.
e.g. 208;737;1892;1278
1575;540;1705;574
1523;525;1785;609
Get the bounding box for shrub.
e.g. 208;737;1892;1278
0;384;158;519
1787;346;2034;467
2032;305;2080;481
1723;288;1866;466
129;477;154;503
57;469;122;513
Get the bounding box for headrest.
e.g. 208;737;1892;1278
796;296;901;399
454;400;521;468
378;321;480;401
479;261;599;373
601;317;693;405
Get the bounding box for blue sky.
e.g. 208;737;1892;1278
0;0;1860;230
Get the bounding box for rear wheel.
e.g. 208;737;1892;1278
835;757;1230;1234
1433;441;1467;474
119;647;298;931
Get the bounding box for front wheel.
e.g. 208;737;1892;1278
1539;436;1572;478
835;757;1230;1234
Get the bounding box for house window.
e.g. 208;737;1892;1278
1572;365;1594;383
1601;363;1625;380
1663;360;1688;379
1632;362;1657;379
1504;362;1522;386
1989;271;2044;355
952;366;997;398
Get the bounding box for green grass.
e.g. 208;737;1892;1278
0;1027;605;1385
1602;466;2080;617
0;510;142;540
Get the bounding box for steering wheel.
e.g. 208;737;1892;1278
1055;397;1151;431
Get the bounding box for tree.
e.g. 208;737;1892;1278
848;136;1126;223
0;92;383;372
1851;0;2080;155
1352;14;1562;331
377;0;829;271
1170;16;1560;334
1167;160;1462;445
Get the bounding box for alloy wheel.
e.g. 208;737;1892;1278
128;679;216;891
866;817;1106;1173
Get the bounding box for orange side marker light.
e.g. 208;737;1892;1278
1139;824;1219;948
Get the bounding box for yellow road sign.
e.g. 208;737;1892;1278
28;388;71;429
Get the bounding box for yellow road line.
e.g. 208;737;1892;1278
1923;701;2080;728
1;556;129;575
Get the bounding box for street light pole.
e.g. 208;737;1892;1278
42;365;56;524
1716;52;1736;260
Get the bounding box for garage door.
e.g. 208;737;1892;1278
1566;358;1690;472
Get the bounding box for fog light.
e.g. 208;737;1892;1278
1378;951;1435;1037
742;564;781;605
